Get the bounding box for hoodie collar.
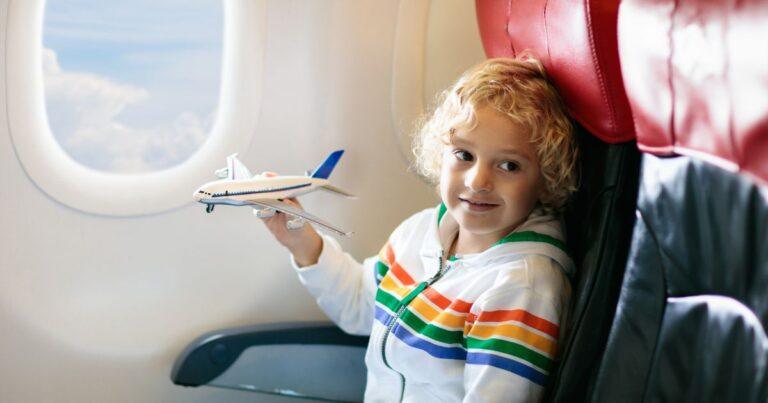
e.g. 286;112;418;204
425;203;575;277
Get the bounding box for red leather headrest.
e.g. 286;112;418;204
619;0;768;185
475;0;635;144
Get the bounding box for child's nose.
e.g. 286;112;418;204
465;164;493;192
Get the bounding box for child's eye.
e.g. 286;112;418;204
453;150;473;162
499;161;520;172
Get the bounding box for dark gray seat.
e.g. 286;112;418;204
591;156;768;402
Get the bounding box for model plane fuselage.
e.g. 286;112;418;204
193;176;327;207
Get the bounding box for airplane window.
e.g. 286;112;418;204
8;0;271;215
42;0;223;173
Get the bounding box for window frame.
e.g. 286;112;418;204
5;0;266;216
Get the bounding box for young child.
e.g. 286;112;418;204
261;57;578;402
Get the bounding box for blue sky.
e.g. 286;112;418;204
43;0;223;172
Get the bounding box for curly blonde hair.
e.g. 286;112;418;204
412;56;578;212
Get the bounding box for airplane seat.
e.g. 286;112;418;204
476;0;642;400
590;0;768;401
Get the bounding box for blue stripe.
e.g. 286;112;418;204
375;305;392;326
391;322;467;360
376;306;466;360
467;352;547;386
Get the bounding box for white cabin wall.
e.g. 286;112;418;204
0;0;484;402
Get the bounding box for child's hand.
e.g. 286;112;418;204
257;172;323;267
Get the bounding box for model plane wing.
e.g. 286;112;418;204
246;199;352;237
319;184;357;198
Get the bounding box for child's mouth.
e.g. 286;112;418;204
459;197;499;212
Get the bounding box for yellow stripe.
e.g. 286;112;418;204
408;296;467;329
380;275;411;299
468;323;557;357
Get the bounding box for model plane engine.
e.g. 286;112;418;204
286;217;306;230
253;208;276;219
214;167;229;179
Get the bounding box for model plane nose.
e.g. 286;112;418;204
193;188;205;202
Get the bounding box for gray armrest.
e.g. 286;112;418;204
171;322;369;402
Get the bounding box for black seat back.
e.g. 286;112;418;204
592;156;768;402
591;0;768;400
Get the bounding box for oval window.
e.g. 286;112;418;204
6;0;266;216
43;1;223;173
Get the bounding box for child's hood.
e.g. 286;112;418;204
420;204;575;278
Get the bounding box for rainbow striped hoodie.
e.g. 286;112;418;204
293;204;574;402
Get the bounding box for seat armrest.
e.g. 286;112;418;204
171;322;369;401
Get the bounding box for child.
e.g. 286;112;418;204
261;57;578;402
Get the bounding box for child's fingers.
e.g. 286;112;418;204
282;197;304;209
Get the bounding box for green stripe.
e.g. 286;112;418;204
400;282;428;307
375;260;389;278
376;281;428;312
466;336;553;372
494;231;568;254
437;203;447;225
400;309;465;346
375;288;402;312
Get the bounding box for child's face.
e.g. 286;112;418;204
439;106;544;247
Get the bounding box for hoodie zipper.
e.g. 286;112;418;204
380;252;449;403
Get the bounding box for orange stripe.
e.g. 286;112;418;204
386;244;415;285
467;310;559;338
469;323;557;356
422;287;473;313
409;297;467;329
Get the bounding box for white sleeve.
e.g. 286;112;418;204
291;234;380;336
462;259;570;403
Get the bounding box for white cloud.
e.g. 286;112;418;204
42;47;214;173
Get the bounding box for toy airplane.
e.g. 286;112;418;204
193;150;355;237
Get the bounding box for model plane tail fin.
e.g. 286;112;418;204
226;153;252;180
310;150;344;179
320;184;356;199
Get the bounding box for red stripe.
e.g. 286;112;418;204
467;310;559;338
422;287;473;313
386;244;415;285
